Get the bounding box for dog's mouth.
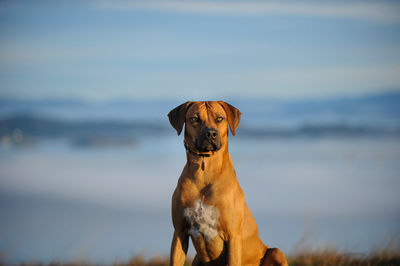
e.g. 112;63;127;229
195;139;222;153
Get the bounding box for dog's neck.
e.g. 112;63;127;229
184;141;233;184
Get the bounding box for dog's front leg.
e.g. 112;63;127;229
170;230;188;266
228;233;242;266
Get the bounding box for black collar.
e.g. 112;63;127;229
184;141;211;157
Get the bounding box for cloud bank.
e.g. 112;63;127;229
95;0;400;23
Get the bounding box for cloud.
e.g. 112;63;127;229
95;0;400;23
2;61;398;101
144;64;400;99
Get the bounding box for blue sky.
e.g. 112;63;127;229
0;0;400;101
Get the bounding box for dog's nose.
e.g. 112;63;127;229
204;128;218;140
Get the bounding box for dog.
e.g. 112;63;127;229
168;101;288;266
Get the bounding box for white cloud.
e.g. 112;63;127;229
95;0;400;23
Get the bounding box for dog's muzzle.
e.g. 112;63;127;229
195;128;222;152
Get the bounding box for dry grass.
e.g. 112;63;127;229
287;250;400;266
4;242;400;266
5;250;400;266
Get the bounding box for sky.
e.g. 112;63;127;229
0;0;400;101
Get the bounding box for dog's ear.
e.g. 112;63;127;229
219;101;241;136
168;101;192;135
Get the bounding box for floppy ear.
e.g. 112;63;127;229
219;101;241;136
168;101;192;135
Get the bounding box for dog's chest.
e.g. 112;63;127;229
184;199;220;241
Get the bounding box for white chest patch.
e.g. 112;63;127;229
184;199;220;241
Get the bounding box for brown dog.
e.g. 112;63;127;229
168;101;288;266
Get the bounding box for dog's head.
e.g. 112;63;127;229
168;101;241;153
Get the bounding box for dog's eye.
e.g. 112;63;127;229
216;116;224;122
190;117;199;123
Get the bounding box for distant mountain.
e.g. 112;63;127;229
0;91;399;148
234;91;400;129
0;115;167;137
1;91;400;124
0;116;398;150
0;115;169;148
